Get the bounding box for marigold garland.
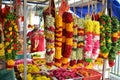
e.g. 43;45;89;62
77;18;84;65
62;12;73;68
55;14;63;67
45;15;55;68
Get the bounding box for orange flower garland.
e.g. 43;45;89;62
55;14;63;67
62;12;73;68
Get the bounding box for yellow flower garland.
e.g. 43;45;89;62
55;42;62;46
84;20;93;32
55;47;62;59
55;14;62;27
66;38;73;45
65;23;73;32
62;57;69;64
55;14;63;67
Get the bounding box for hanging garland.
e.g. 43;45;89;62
0;23;5;59
4;12;19;69
92;21;100;60
62;12;73;68
70;16;78;68
54;14;62;67
108;17;119;67
45;15;55;68
84;18;93;62
118;21;120;54
76;18;84;66
99;15;112;58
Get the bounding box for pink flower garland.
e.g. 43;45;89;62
92;21;100;60
84;19;93;62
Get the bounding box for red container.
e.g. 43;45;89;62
76;68;102;80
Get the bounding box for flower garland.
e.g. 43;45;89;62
62;12;73;68
84;18;93;62
0;23;5;59
99;15;112;58
3;12;19;69
70;16;78;68
108;17;119;67
92;21;100;60
45;15;55;68
54;14;62;67
77;18;84;65
118;21;120;54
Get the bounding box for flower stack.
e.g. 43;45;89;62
45;15;55;68
108;17;119;67
84;18;93;62
4;13;19;69
70;16;78;68
54;14;62;67
92;21;100;60
99;15;112;58
62;12;73;68
77;18;84;65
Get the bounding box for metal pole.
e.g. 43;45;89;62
102;59;107;80
23;0;27;80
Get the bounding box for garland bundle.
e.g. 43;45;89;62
54;14;62;67
99;15;112;58
62;12;73;68
108;17;119;67
4;13;19;69
70;16;78;68
77;18;84;65
45;15;55;68
84;19;93;62
92;21;100;60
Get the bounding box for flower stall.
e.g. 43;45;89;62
0;0;120;80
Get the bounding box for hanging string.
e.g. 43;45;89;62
81;0;83;17
58;0;60;8
57;0;60;14
10;0;12;12
92;0;95;20
88;0;90;15
73;0;76;15
49;0;51;14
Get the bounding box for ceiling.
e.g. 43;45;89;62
2;0;101;7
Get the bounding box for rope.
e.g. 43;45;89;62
73;0;76;14
88;0;90;15
81;0;83;17
49;0;51;14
